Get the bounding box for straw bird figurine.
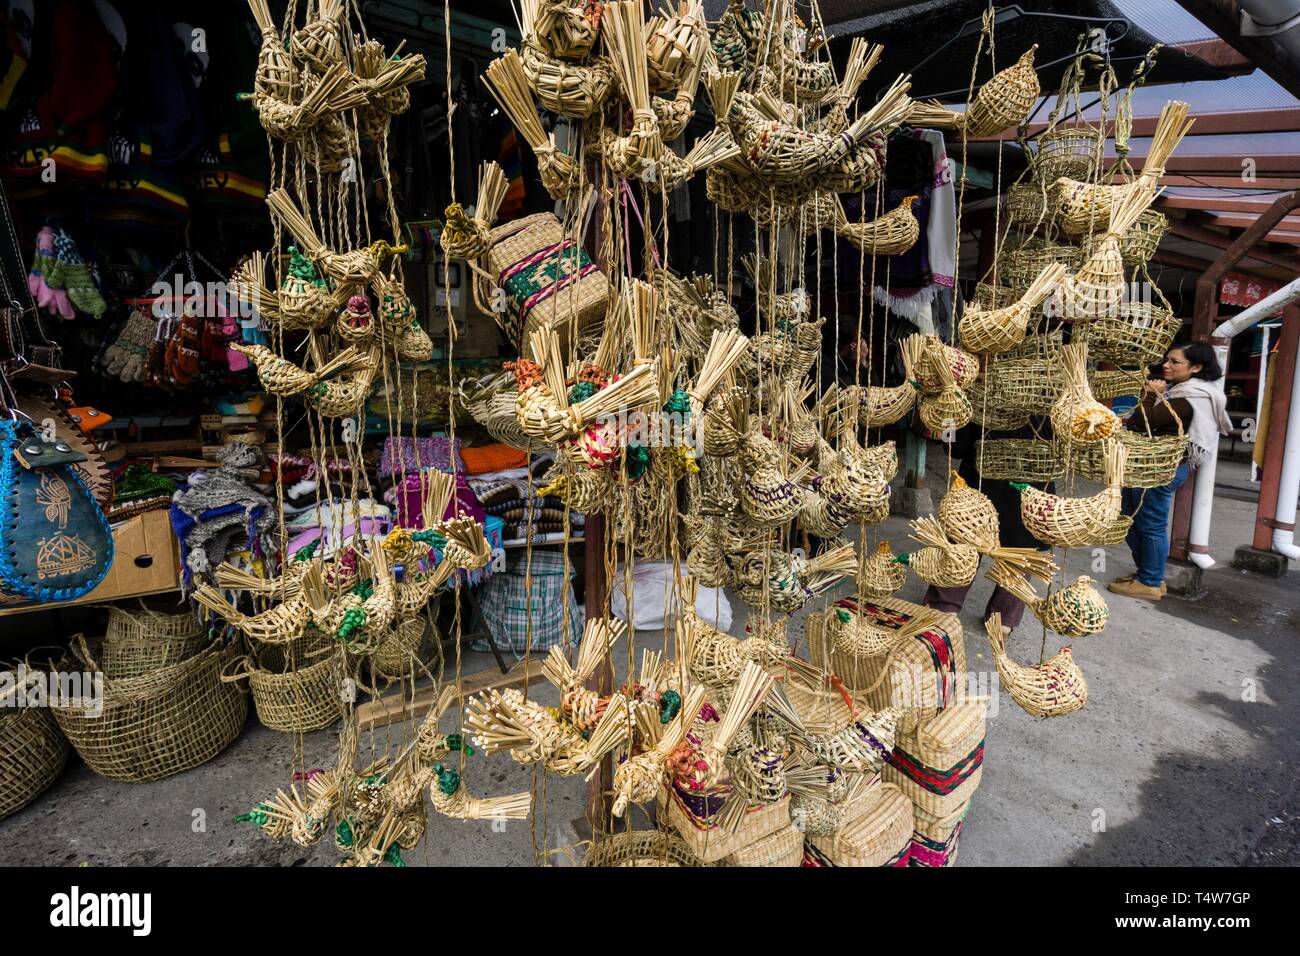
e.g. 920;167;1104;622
985;613;1088;718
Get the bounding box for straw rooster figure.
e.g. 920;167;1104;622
985;613;1088;719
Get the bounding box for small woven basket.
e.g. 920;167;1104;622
1079;301;1181;368
372;616;433;679
1032;125;1102;183
0;701;69;820
582;829;711;867
102;604;208;680
53;638;247;783
226;638;342;734
722;823;804;867
1080;209;1168;268
988;357;1064;413
974;439;1064;483
1074;428;1187;489
1000;238;1080;291
663;784;792;864
805;782;913;867
1005;180;1057;228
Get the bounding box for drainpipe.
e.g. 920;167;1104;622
1185;276;1300;567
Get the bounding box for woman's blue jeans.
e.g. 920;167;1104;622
1121;461;1191;587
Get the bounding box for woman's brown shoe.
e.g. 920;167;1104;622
1107;578;1164;601
1112;575;1166;595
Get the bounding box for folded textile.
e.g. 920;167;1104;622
169;443;274;582
379;435;464;481
461;443;529;475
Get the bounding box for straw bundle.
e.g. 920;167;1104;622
224;342;367;395
439;162;508;261
809;39;883;136
989;564;1110;639
984;613;1087;718
648;128;741;191
602;1;661;166
1059;188;1160;321
961;46;1041;137
918;351;973;433
267;189;377;285
1015;439;1126;547
528;0;603;61
483;51;580;200
1055;101;1193;234
248;0;296;100
230;252;285;330
290;0;345;72
646;1;706;92
687;328;750;415
1051;343;1120;443
520;38;615;117
836;195;921;257
697;662;777;785
897;516;980;589
959;262;1066;355
429;764;532;822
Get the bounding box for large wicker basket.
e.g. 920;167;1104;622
1079;301;1181;368
102;604;208;680
804;783;914;867
225;638;342;734
662;784;792;864
0;698;69;820
974;438;1064;483
909;800;969;868
1073;427;1187;489
52;638;247;783
582;829;712;867
884;703;986;817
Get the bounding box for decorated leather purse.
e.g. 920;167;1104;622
0;418;113;603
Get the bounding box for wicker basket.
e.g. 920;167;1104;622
225;639;342;734
989;356;1064;413
1080;301;1181;368
102;604;208;680
1080;209;1168;267
1074;428;1187;489
722;823;804;867
372;616;433;679
909;801;968;868
805;783;913;866
1032;125;1102;183
807;601;966;736
1004;326;1064;360
582;829;711;867
967;375;1031;430
0;701;69;820
1000;238;1080;291
971;282;1019;312
52;638;247;783
1088;368;1146;401
884;703;986;817
663;784;791;864
1005;180;1057;228
974;439;1064;483
478;213;609;350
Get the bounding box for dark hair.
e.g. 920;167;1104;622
1169;343;1222;382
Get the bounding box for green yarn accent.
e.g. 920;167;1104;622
411;529;447;549
234;804;274;827
776;319;795;335
338;607;367;640
294;541;319;562
287;246;325;287
445;733;474;756
1009;482;1029;492
895;553;911;566
351;578;374;600
835;609;851;623
568;380;598;403
308;382;329;397
385;845;406;867
433;763;460;796
626;444;651;480
336;819;354;847
663;388;692;418
659;689;682;724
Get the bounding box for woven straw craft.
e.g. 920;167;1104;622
0;681;69;820
53;638;247;783
1074;421;1187;489
937;472;1000;550
1079;300;1181;369
984;613;1088;718
858;541;908;599
1016;438;1126;548
1051;343;1120;443
526;0;602;61
988;354;1063;413
806;783;913;866
646;0;707;91
581;828;712;867
1089;368;1146;402
963;46;1041;136
959;261;1067;355
101;604;207;680
519;37;614;117
1058;187;1159;321
1000;237;1081;292
837;195;921;256
917;336;979;393
1032;124;1103;184
974;438;1064;483
897;516;981;588
722;823;804;867
883;702;985;817
966;373;1032;430
223;643;342;734
989;564;1110;638
971;281;1019;313
1079;209;1169;268
918;352;973;433
248;0;296;100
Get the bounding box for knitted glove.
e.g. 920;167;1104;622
56;231;107;319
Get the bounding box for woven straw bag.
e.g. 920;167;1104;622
0;692;69;820
223;637;343;734
1079;301;1181;369
1032;125;1103;184
909;801;968;867
722;823;804;867
884;703;986;817
974;438;1064;483
805;783;913;866
372;616;433;679
102;604;208;680
1000;237;1080;292
1074;424;1187;489
476;213;609;349
663;783;792;864
582;829;712;867
1079;209;1168;267
52;637;247;783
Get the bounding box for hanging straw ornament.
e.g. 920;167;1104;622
267;189;378;287
275;248;338;330
519;36;615;118
646;0;707;92
351;39;426;138
808;38;883;135
335;294;375;342
1058;187;1161;322
1055;101;1193;235
232;344;369;397
858;541;908;599
305;345;381;418
701;386;747;457
428;763;532;822
686;328;750;419
936;472;1000;550
836;195;921;257
896;516;981;588
651;44;707;141
612;686;707;817
248;62;355;142
829;602;938;660
373;270;417;333
528;0;603;61
192;587;311;644
290;0;345;72
984;613;1088;718
248;0;296;100
830;333;922;429
600;1;661;173
731;545;858;614
638;129;741;191
482;51;580;201
738;430;806;528
439;162;508;261
1014;439;1127;548
989;563;1110;638
959;262;1067;355
1051;343;1120;444
917;336;979;393
230;251;284;331
909;46;1040;137
918;350;973;433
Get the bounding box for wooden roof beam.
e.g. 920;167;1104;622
1168;219;1300;269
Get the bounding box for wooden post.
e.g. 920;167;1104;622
1253;306;1300;550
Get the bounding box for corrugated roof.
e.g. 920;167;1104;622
1106;0;1219;45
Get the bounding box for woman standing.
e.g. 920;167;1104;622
1108;343;1232;602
